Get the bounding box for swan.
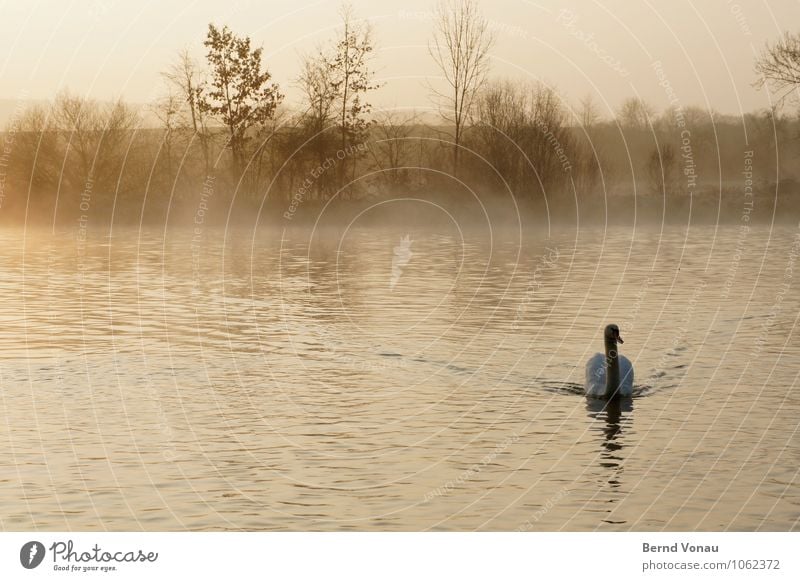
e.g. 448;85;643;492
585;324;633;398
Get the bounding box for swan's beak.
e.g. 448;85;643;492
616;334;624;344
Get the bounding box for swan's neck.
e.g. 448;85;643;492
604;338;621;399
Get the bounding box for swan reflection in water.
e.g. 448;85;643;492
585;396;634;524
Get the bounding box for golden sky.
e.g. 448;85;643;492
0;0;794;117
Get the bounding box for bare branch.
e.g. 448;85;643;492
428;0;495;175
755;31;800;106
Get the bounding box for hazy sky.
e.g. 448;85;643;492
0;0;795;118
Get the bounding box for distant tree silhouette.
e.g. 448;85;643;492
472;80;573;197
647;143;679;197
53;92;139;195
328;3;380;189
430;0;494;178
162;48;212;173
755;31;800;105
150;93;183;188
198;24;283;180
295;3;379;197
296;51;339;199
617;97;654;130
367;110;420;190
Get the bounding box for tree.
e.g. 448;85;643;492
367;109;420;190
471;80;572;196
755;32;800;105
197;24;284;178
745;107;792;181
617;97;654;130
295;4;379;196
429;0;494;177
297;51;339;198
14;105;60;190
647;143;679;197
579;95;603;128
298;51;338;138
473;80;528;191
162;48;211;173
150;92;183;186
526;83;572;193
328;3;379;188
53;92;138;193
571;95;605;196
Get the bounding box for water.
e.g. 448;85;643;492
0;223;798;531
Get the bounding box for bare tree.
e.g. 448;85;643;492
245;105;289;201
746;106;791;180
755;31;800;105
328;3;379;188
11;105;60;204
579;95;603;128
51;92;138;211
296;3;379;197
53;92;100;185
298;51;338;137
429;0;494;177
471;80;572;196
571;95;604;196
150;93;184;185
647;143;679;197
617;97;654;130
367;109;419;190
297;50;340;199
473;80;528;191
527;83;572;193
162;48;212;173
163;49;201;134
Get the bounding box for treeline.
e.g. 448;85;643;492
1;1;798;226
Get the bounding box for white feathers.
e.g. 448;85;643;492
585;352;634;397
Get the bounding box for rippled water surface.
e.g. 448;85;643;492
1;224;798;530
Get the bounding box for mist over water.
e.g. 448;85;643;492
0;223;797;530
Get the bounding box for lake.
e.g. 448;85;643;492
0;222;798;530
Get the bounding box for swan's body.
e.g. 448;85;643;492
585;324;634;398
585;352;634;397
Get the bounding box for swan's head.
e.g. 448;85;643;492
604;323;624;344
